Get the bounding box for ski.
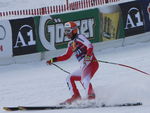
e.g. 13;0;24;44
19;105;66;110
3;106;66;111
101;102;142;107
3;102;142;111
3;107;20;111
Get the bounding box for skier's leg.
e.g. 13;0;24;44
66;75;81;96
61;69;82;104
88;83;95;99
81;60;99;99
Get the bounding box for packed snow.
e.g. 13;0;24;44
0;36;150;113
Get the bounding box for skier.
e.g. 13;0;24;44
46;21;99;105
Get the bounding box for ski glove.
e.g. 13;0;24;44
46;57;57;65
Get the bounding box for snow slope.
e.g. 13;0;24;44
0;0;66;11
0;35;150;113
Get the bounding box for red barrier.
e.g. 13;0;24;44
14;11;16;15
9;11;11;15
50;6;52;13
34;9;36;15
80;1;83;8
53;6;55;13
55;6;57;13
0;0;120;17
28;10;30;15
78;1;80;9
59;5;61;12
22;10;24;15
64;5;66;11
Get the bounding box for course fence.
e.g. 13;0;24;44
0;0;120;17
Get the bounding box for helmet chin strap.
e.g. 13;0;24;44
70;33;77;40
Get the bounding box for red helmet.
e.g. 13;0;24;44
64;22;78;35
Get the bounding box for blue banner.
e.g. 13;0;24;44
137;0;150;32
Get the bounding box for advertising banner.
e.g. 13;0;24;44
118;17;125;39
10;17;37;56
101;12;120;41
136;0;150;32
0;20;12;58
120;1;145;37
35;8;101;52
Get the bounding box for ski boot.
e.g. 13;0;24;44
88;93;95;100
60;94;81;105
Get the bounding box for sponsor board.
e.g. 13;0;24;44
137;0;150;32
0;20;12;58
101;12;120;41
148;3;150;20
120;1;145;36
35;8;101;51
10;17;37;56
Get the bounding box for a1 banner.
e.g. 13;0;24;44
136;0;150;32
0;20;12;58
10;17;37;56
119;1;145;37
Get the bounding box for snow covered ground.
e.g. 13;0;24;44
0;0;66;11
0;36;150;113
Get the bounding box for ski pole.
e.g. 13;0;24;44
97;60;150;76
52;60;150;76
52;63;70;74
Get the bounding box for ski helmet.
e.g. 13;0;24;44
64;22;78;35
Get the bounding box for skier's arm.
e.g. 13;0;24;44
46;46;73;64
56;46;73;61
86;44;93;56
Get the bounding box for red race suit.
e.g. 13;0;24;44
55;34;99;98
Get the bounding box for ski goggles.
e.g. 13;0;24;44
64;29;73;35
64;26;78;35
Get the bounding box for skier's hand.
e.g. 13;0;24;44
46;59;54;65
46;57;57;65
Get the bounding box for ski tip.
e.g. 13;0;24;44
3;107;11;111
3;107;19;111
101;102;142;107
119;102;143;106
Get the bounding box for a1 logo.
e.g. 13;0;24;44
14;25;36;48
125;7;144;29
